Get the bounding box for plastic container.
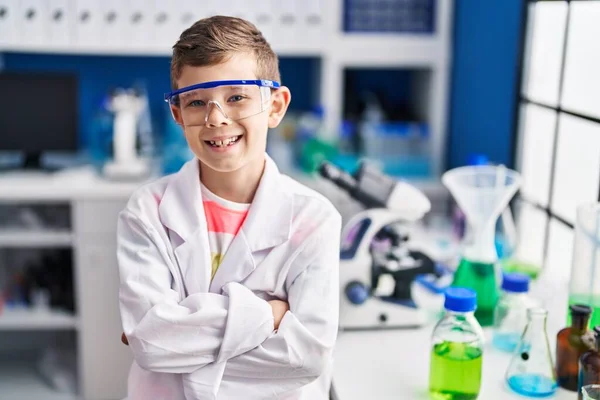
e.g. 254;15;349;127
493;273;536;353
429;287;485;400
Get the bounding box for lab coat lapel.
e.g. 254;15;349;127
209;155;293;293
159;159;213;295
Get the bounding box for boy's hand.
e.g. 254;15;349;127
268;300;289;330
121;332;129;346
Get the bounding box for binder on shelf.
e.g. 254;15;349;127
272;0;299;51
17;0;48;46
122;0;152;50
74;0;102;48
0;0;18;46
302;0;324;49
48;0;74;47
252;0;274;46
99;0;123;49
151;1;177;50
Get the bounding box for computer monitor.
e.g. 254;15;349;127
0;72;78;169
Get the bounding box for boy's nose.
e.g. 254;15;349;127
205;102;231;128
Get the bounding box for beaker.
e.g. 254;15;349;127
583;385;600;400
506;308;557;398
568;203;600;328
442;165;521;326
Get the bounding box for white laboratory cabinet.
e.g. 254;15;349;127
0;168;142;400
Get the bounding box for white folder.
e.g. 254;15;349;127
17;0;48;46
252;0;274;44
0;0;18;46
151;0;179;51
122;0;152;50
48;0;74;47
272;0;299;52
73;0;102;49
302;0;323;50
98;0;123;49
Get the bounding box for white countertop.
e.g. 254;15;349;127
332;326;574;400
332;274;575;400
0;166;150;201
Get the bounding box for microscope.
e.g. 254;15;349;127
319;161;440;330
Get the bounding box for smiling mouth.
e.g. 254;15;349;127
204;135;242;148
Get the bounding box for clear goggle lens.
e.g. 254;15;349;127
167;85;271;127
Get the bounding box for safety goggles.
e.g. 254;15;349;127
164;79;280;127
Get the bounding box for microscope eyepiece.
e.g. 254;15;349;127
318;161;340;180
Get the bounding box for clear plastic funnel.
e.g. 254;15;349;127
442;165;522;263
442;165;522;326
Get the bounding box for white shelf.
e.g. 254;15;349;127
334;35;448;67
0;42;325;58
0;360;78;400
0;309;78;331
0;229;73;248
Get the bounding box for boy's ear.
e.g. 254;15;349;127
268;87;291;129
170;105;184;125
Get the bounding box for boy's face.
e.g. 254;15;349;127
172;53;291;175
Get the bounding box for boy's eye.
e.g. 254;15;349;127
187;99;206;107
228;94;245;103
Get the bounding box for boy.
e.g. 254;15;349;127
117;16;342;400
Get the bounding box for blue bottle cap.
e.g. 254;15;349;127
444;287;477;312
501;272;530;293
467;153;489;166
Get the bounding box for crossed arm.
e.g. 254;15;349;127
117;210;341;394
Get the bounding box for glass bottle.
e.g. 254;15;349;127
582;385;600;400
579;327;600;400
493;272;535;353
429;287;485;400
506;308;557;398
568;203;600;328
556;304;594;391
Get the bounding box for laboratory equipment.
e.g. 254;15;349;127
568;203;600;328
319;161;441;329
556;304;594;391
506;308;557;398
0;72;78;170
579;327;600;400
429;287;484;400
442;165;522;326
583;385;600;400
493;272;536;353
102;88;150;180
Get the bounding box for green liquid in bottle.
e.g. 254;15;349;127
452;258;499;326
501;259;541;280
429;341;483;400
568;294;600;328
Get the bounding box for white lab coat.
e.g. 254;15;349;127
117;154;342;400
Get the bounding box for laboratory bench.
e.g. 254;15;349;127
331;276;576;400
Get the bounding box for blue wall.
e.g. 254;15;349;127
2;53;320;148
447;1;525;169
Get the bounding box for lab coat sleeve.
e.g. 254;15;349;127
220;211;342;393
117;210;275;374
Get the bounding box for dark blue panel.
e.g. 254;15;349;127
447;1;524;168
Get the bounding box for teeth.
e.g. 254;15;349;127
208;136;240;147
